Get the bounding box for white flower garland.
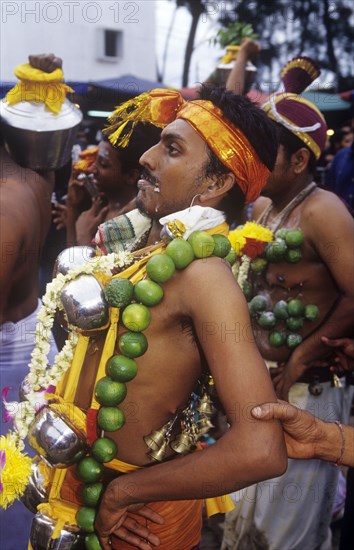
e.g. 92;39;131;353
9;251;131;446
232;255;251;291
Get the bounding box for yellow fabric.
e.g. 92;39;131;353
104;89;270;204
90;308;120;409
55;335;89;401
5;64;73;114
205;494;235;516
176;100;270;204
38;468;79;538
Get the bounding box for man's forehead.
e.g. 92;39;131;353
161;119;206;147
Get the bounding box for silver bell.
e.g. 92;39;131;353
54;246;97;277
27;406;88;468
29;513;84;550
20;459;48;513
60;274;109;331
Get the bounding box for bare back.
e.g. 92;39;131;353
0;147;54;323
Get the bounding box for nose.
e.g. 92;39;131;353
139;143;159;170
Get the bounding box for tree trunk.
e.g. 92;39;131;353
323;0;339;87
182;8;203;87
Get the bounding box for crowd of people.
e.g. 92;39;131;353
0;46;353;550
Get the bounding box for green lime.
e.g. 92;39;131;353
107;355;138;382
242;280;253;300
187;231;215;258
257;311;277;330
76;506;96;533
285;229;304;248
248;295;268;315
275;228;288;240
286;248;302;263
104;278;134;308
95;377;127;406
224;246;237;266
97;407;125;432
250;257;268;273
76;457;104;483
122;303;151;332
211;234;231;258
273;300;289;320
134;279;164;307
146;254;175;283
265;239;287;262
85;533;103;550
304;304;319;322
81;482;104;507
165;238;195;269
119;331;148;358
287;299;305;317
91;437;117;463
285;316;304;331
269;330;287;348
287;333;303;349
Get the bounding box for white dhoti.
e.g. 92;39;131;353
222;381;354;550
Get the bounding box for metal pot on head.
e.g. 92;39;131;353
0;98;82;171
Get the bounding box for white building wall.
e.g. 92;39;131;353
0;1;156;82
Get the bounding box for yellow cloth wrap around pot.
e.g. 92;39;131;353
5;64;74;114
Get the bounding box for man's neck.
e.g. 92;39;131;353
147;220;163;245
271;175;314;212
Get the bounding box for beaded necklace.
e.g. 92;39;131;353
257;182;317;231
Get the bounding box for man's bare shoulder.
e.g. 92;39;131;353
302;186;354;224
251;196;271;220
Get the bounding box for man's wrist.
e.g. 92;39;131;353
314;420;342;463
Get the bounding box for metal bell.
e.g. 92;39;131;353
332;374;343;388
170;432;195;454
148;439;170;462
144;423;172;451
196;393;215;417
308;375;323;396
197;416;214;435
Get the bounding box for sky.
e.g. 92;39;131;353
155;0;224;88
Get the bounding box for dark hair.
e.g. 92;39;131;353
198;85;278;224
276;123;317;174
105;122;161;173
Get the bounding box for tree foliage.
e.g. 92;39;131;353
169;0;353;90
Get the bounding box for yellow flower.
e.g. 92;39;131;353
0;434;32;509
229;222;273;256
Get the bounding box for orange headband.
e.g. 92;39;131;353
104;89;270;204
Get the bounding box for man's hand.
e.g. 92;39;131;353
95;490;164;550
28;53;62;72
251;400;324;460
75;197;108;245
271;359;307;401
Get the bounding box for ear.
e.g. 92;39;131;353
291;148;311;174
198;172;236;203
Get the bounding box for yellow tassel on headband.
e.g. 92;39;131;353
104;88;270;204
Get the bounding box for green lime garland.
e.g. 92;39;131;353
73;232;233;549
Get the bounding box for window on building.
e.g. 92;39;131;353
97;29;123;61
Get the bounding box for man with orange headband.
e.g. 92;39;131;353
20;85;287;550
222;57;354;550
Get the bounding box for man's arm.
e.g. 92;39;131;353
274;193;354;398
95;258;287;548
226;39;260;95
252;401;354;467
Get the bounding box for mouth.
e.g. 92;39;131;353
137;169;160;193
